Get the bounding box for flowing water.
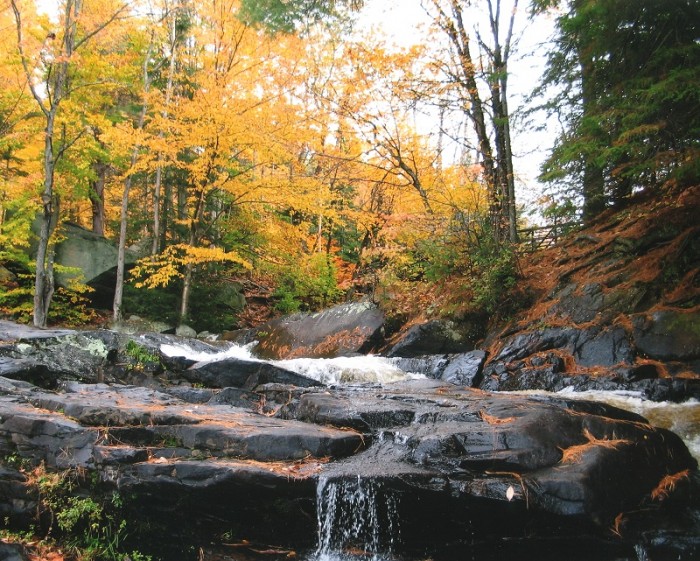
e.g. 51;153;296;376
314;475;400;561
161;341;700;461
160;341;421;385
162;342;700;560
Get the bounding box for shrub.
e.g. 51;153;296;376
272;253;343;313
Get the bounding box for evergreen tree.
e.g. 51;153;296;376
535;0;700;222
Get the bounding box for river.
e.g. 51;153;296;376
160;342;699;561
161;342;700;463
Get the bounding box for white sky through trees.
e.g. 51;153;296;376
357;0;558;220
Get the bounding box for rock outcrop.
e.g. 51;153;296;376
52;222;140;294
0;321;697;560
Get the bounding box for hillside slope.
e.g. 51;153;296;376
480;185;699;397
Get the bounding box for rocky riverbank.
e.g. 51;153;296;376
0;321;698;561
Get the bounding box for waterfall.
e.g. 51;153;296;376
315;475;399;561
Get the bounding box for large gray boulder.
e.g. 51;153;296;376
222;301;385;359
53;222;139;288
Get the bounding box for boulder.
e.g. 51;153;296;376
222;301;385;359
391;351;487;387
439;350;487;386
0;466;35;527
0;323;116;385
632;309;700;362
52;222;138;288
386;319;477;357
175;324;197;338
183;357;323;390
0;543;28;561
109;315;174;335
0;321;75;342
0;265;17;285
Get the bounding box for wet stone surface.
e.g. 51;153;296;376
0;321;698;559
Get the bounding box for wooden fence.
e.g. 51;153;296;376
517;221;581;253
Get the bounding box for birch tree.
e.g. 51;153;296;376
10;0;129;326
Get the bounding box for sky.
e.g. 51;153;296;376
356;0;560;218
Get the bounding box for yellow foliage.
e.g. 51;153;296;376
131;244;251;289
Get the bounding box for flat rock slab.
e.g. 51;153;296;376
0;372;697;555
0;321;75;342
0;380;363;468
283;379;697;522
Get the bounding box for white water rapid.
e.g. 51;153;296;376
553;388;700;462
160;342;700;461
160;341;423;385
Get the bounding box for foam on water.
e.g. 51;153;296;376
160;342;422;385
160;341;259;363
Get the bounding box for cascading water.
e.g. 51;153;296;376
161;341;700;462
314;475;400;561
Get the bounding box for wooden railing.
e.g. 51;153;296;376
517;221;581;253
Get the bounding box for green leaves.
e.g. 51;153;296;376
538;0;700;215
237;0;362;33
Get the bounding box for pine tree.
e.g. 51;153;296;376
535;0;700;221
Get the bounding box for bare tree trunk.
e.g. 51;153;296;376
179;261;193;322
428;0;520;244
429;0;501;235
179;169;209;324
113;176;132;322
486;0;519;243
90;162;107;236
12;0;78;326
152;4;180;255
114;38;154;322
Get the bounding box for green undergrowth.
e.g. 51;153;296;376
2;461;154;561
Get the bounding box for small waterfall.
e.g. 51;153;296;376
315;475;399;561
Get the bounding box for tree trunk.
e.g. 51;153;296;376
113;175;132;322
90;162;107;236
11;0;78;326
431;0;502;237
12;0;125;325
580;51;605;222
152;8;179;255
179;261;193;322
114;36;154;322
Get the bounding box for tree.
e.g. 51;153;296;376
10;0;129;326
237;0;364;33
423;0;520;243
112;30;155;322
534;0;700;221
0;3;39;260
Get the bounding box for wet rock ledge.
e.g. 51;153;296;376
0;320;698;560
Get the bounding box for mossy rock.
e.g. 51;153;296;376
632;309;700;361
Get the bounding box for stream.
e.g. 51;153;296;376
162;342;700;463
162;343;700;561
